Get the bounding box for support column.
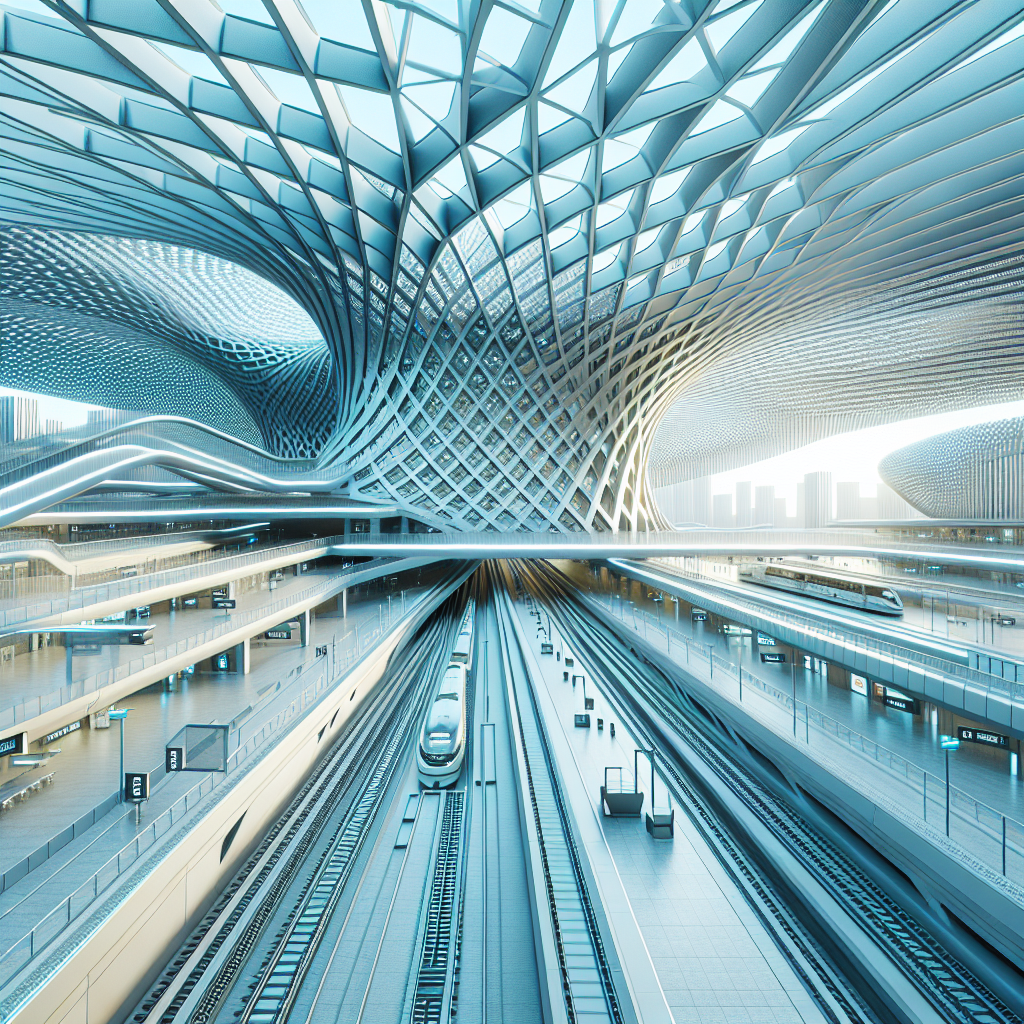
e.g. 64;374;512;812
300;609;311;647
232;637;251;675
400;516;410;534
339;588;348;617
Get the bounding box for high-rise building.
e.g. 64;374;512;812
835;482;862;522
734;481;752;528
0;396;39;444
803;472;833;528
753;485;776;527
712;493;734;529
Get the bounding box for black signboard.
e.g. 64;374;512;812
212;587;228;599
183;597;198;608
124;771;150;801
0;733;26;757
540;642;553;655
166;747;184;772
574;714;591;728
884;693;917;714
957;726;1009;749
213;599;236;609
761;652;786;663
44;721;81;744
265;628;292;640
315;645;328;658
691;610;708;621
997;617;1016;627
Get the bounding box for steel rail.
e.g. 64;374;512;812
494;563;625;1024
130;610;450;1024
523;560;1021;1024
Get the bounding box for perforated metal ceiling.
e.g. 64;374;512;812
2;0;1022;530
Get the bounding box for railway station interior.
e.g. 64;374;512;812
1;1;1023;1022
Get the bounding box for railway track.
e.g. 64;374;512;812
131;599;461;1024
520;559;1022;1024
494;563;626;1024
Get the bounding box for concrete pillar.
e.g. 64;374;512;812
344;518;351;538
339;589;348;617
300;609;311;647
400;516;410;534
233;637;250;674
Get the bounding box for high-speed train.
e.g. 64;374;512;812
417;606;473;788
738;563;904;616
451;604;474;665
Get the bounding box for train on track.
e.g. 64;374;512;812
418;604;473;788
738;563;904;616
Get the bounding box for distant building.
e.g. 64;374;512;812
712;492;733;529
735;481;752;528
803;471;832;527
754;485;775;526
835;481;862;521
879;417;1022;520
0;395;39;443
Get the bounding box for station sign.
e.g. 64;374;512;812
540;642;553;655
315;645;328;658
756;632;776;646
691;609;708;621
44;721;81;744
760;652;786;663
183;597;198;608
957;726;1009;749
883;691;917;714
265;628;292;640
212;587;228;599
940;735;960;751
166;747;184;772
214;653;230;671
997;617;1016;627
213;599;236;609
124;771;150;801
722;624;752;635
74;644;102;655
850;673;868;697
0;732;27;757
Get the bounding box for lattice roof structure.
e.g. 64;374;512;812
2;0;1022;531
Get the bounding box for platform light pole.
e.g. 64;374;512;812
940;734;959;837
109;707;132;803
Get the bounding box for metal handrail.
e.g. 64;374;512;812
0;582;434;986
620;559;1024;699
593;590;1024;884
0;557;397;729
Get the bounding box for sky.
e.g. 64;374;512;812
707;398;1024;515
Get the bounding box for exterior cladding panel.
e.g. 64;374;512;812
879;418;1024;520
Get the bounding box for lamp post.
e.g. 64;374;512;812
109;707;132;802
940;734;959;837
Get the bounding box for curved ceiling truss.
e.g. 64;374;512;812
1;0;1022;531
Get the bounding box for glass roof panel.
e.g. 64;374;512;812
337;84;400;151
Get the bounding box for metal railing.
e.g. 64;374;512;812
627;560;1024;699
0;557;395;730
596;591;1024;886
0;584;428;987
0;536;348;629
